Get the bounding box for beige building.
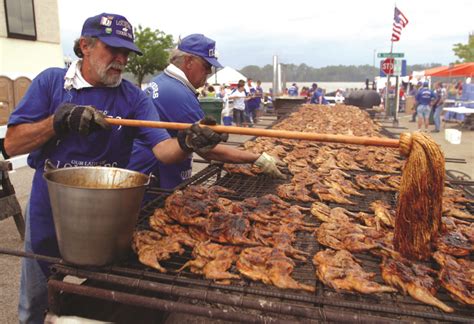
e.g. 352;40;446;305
0;0;64;77
0;0;64;126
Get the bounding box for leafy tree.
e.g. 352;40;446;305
125;25;174;85
452;33;474;63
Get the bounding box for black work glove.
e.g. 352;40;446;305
53;103;111;138
177;116;228;154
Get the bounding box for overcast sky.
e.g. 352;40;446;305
58;0;473;69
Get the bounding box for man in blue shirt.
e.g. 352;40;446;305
310;84;328;104
288;83;299;96
415;81;437;131
128;34;286;190
4;14;226;323
245;78;261;126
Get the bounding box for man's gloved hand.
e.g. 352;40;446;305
254;152;286;179
53;103;111;137
177;117;228;155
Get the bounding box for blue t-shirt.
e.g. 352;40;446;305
8;67;170;270
416;87;436;105
288;85;298;96
310;89;328;104
246;86;260;110
127;72;204;189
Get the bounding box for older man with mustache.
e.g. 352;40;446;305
4;13;226;323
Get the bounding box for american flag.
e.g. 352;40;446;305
391;7;409;42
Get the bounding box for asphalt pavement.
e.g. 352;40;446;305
0;111;472;322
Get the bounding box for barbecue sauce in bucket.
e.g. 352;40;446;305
44;166;150;266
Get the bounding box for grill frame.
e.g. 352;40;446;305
46;164;474;323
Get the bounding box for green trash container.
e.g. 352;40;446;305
199;98;223;124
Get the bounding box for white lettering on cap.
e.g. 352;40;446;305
100;16;112;27
209;48;215;57
116;19;132;29
116;29;133;39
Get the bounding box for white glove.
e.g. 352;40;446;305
254;152;286;179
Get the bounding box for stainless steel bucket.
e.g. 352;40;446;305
44;166;150;266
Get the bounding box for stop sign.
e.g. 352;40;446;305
381;58;394;75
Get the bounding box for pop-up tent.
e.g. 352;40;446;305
421;66;449;76
428;62;474;77
207;66;247;86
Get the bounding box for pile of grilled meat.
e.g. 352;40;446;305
133;105;473;313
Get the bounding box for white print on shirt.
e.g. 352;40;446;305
148;82;159;99
180;168;192;180
102;111;123;131
52;160;118;169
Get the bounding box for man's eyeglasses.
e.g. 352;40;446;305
194;56;212;74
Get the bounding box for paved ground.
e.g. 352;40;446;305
0;111;472;322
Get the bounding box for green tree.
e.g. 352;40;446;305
125;25;174;85
452;33;474;63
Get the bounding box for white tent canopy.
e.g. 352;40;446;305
207;66;247;86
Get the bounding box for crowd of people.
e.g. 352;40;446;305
198;80;344;129
380;78;470;133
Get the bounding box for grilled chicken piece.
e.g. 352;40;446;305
442;216;471;230
311;201;375;226
223;163;258;177
443;187;474;204
132;231;184;273
311;202;351;223
433;251;474;305
312;183;355;205
149;208;175;227
370;200;395;229
178;241;240;284
354;174;393;191
335;151;364;171
380;249;454;313
442;202;474;220
362;153;401;174
435;228;473;257
164;185;233;226
276;183;315;202
132;230;162;252
164;191;213;226
323;179;364;197
316;220;388;252
385;175;401;190
238;194;314;227
313;249;396;294
149;223;197;248
237;247;315;292
252;223;309;261
205;212;258;245
188;226;211;242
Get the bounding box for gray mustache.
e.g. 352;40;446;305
108;62;125;71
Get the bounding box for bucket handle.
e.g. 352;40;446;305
146;173;156;186
44;159;57;173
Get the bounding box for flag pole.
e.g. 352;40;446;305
390;6;399;126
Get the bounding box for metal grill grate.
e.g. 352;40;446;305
121;162;474;323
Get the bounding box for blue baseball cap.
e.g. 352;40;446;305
178;34;223;68
81;13;143;55
423;81;429;87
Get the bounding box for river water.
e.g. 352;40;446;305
260;82;366;93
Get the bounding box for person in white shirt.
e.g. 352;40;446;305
228;80;249;127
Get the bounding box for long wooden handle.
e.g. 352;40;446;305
105;118;400;148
